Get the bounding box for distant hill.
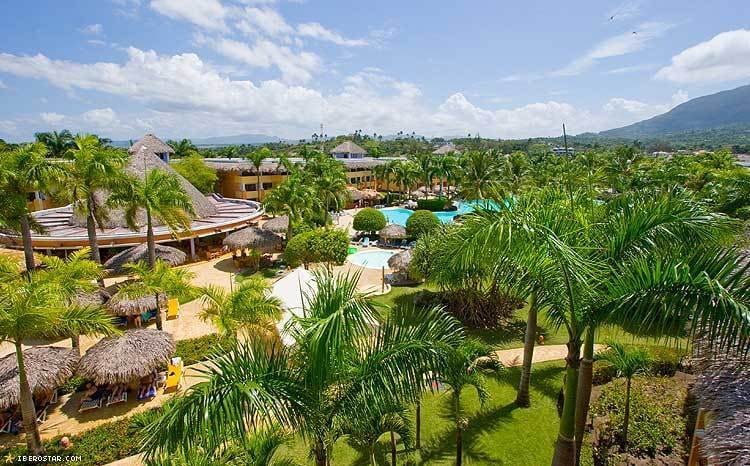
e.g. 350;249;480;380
191;134;284;146
600;84;750;139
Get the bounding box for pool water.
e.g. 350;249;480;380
348;250;396;269
380;201;501;227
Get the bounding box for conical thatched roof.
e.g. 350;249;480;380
0;347;79;409
78;328;175;385
104;244;187;275
262;215;289;234
388;250;412;270
330;141;366;155
70;135;217;229
106;281;166;316
379;224;407;239
128;134;175;156
72;288;111;307
223;226;282;252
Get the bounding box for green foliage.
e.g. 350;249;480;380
283;227;348;267
59;375;87;395
174;333;236;365
352;207;387;232
416;197;448;211
172;154;218;194
406;209;440;238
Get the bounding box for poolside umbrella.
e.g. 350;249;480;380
388;250;412;271
347;187;367;202
223;226;282;253
379;224;407;240
104;244;187;275
106;281;166;317
361;189;381;200
262;215;289;234
77;328;175;386
72;288;111;307
0;347;79;409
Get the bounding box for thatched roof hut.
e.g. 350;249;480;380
0;347;79;409
262;215;289;234
379;224;407;239
388;250;412;271
128;134;175;156
106;281;165;316
104;244;187;275
73;288;110;307
330;141;367;156
77;328;175;385
223;226;282;253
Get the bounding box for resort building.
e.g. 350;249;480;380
1;135;264;258
552;146;576;155
330;141;367;159
432;143;460;155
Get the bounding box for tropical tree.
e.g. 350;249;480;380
245;147;271;202
435;154;458;198
117;260;196;331
0;250;116;454
458;150;502;199
413;153;434;198
167;139;198;159
499;151;531;195
439;339;502;466
0;142;66;271
595;343;651;448
108;169;194;268
199;277;282;344
34;130;74;158
173;154;218;194
303;154;348;223
139;270;463;466
392;160;418;201
63;134;129;269
337;401;412;466
264;171;318;239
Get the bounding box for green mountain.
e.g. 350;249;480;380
600;84;750;139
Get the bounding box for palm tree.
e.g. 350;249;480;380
199;277;283;344
595;343;651;448
413;153;434;199
0;142;66;271
0;251;117;454
245;147;271;202
436;154;458;198
63;134;129;269
337;401;412;466
140;270;463;466
108;169;194;268
440;339;502;466
34;130;74;158
303;154;348;223
117;260;196;331
168;139;198;159
393;161;418;201
458;150;502;199
264;171;318;239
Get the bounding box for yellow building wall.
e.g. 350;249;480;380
217;168;378;200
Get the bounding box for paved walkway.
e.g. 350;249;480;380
494;344;606;367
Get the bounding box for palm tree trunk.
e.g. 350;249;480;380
146;210;156;268
314;438;327;466
390;431;397;466
154;292;163;331
416;399;422;449
19;214;35;273
257;172;263;202
623;377;631;448
551;341;581;466
15;341;44;454
574;328;595;464
71;335;81;356
370;445;376;466
86;195;104;287
516;295;537;407
455;393;462;466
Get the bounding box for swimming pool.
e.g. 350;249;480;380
380;201;501;227
347;250;396;269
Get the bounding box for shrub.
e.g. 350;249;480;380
172;154;218;194
284;228;348;268
406;210;440;238
352;207;386;232
593;346;687;385
416;197;448;211
174;333;235;365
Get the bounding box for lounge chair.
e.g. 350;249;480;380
0;418;11;434
399;239;408;249
370;239;379;247
79;398;102;412
167;298;179;319
361;237;370;248
35;406;47;424
50;390;58;404
106;391;127;406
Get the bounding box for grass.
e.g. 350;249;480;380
235;265;283;283
281;360;566;465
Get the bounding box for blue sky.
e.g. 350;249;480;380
1;0;749;141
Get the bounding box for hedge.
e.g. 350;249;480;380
406;210;441;238
284;228;348;268
416;197;449;211
592;346;687;386
174;332;236;365
352;207;386;232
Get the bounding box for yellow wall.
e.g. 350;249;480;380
217;168;378;200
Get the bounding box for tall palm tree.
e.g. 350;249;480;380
199;277;283;344
34;130;74;158
595;343;651;448
140;270;463;466
117;260;195;331
303;154;348;223
436;154;458;198
0;251;116;454
108;169;195;268
63;134;129;269
393;161;418;201
264;171;318;239
168;139;198;159
440;339;502;466
245;147;271;202
0;142;66;271
458;150;502;200
413;153;435;199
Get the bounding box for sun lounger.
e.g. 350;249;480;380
79;398;102;412
361;237;370;248
399;239;408;249
35;407;47;424
0;418;12;434
50;391;58;404
370;240;378;247
106;391;127;406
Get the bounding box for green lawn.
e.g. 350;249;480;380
281;360;566;465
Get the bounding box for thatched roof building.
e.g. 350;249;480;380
262;216;289;234
330;141;367;158
77;328;175;385
379;224;407;239
128;134;175;157
0;347;79;409
223;226;282;252
432;144;460;155
104;244;187;275
106;281;165;316
388;250;412;271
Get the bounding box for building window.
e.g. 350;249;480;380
262;182;273;190
27;192;37;202
244;184;257;191
241;170;253;176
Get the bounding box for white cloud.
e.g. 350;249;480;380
604;63;657;74
80;24;104;35
40;112;66;124
553;22;673;76
0;79;6;89
150;0;227;31
87;39;108;46
297;23;369;47
235;7;293;38
605;1;643;23
655;29;750;83
603;90;688;122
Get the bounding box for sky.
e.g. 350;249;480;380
1;0;750;142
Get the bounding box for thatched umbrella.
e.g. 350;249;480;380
104;244;187;275
77;328;175;385
106;281;165;317
361;189;381;200
379;224;407;240
223;226;282;253
347;187;367;202
73;288;111;307
388;250;412;271
0;347;79;409
262;215;289;234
